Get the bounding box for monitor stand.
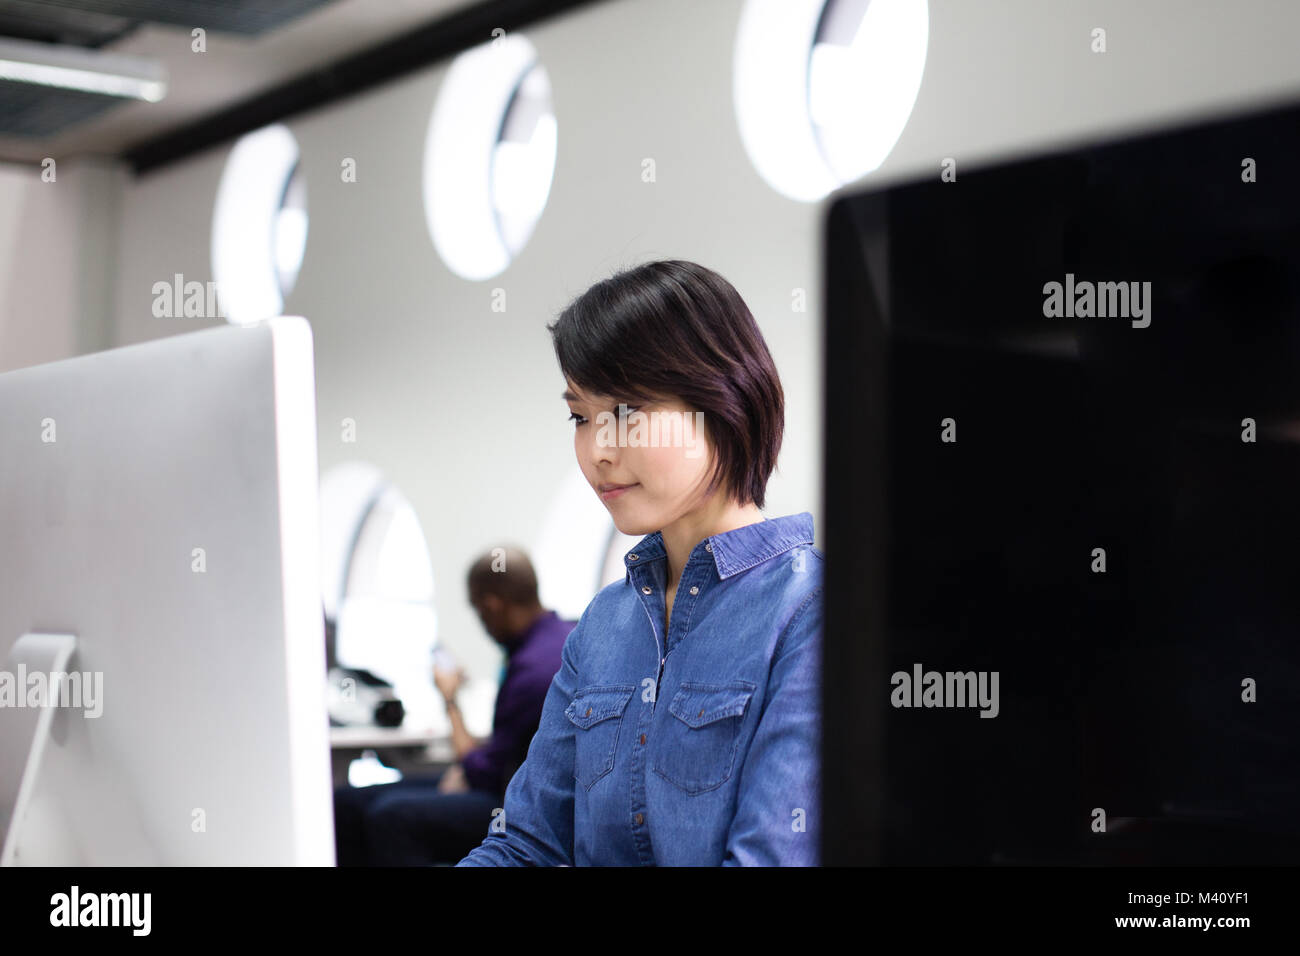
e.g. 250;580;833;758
0;632;77;866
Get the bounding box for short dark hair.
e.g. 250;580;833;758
467;546;540;607
546;259;784;509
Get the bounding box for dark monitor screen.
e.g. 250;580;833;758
822;99;1300;865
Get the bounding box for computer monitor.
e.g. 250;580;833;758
822;98;1300;865
0;316;333;864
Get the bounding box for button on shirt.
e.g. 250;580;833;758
456;511;823;866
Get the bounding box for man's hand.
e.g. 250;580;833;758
433;660;467;703
435;651;480;763
437;763;470;794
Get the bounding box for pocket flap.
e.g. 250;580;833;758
667;681;756;729
565;685;635;730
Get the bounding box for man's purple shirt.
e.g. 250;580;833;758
461;609;575;796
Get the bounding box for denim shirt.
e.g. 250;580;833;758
456;511;823;866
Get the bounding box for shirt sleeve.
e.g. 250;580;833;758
722;587;823;866
460;654;550;794
455;612;583;866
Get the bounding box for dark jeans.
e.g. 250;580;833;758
333;771;502;866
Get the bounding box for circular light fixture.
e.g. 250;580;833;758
211;123;308;323
734;0;929;202
274;161;308;299
424;34;557;281
319;462;439;730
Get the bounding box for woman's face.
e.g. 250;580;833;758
564;380;715;536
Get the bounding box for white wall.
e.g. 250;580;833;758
0;157;122;373
10;0;1300;685
881;0;1300;185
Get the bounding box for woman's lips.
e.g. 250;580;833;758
598;483;637;501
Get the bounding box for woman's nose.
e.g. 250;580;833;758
585;423;619;465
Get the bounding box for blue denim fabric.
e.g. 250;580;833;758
456;511;823;866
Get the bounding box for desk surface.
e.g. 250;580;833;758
328;727;457;787
329;725;444;749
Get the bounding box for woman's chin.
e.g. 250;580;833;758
610;511;653;537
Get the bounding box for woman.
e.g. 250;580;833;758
457;259;823;866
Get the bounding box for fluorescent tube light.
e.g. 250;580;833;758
0;36;166;102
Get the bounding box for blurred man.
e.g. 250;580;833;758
333;546;574;865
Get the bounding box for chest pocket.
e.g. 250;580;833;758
564;685;635;790
652;680;756;795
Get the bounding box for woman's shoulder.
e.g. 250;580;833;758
567;575;637;631
726;535;823;588
590;575;633;608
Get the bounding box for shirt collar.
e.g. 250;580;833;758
622;511;814;581
506;609;558;655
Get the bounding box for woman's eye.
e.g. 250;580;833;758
568;411;587;426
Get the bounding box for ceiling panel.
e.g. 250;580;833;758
0;0;135;47
0;0;550;166
2;0;342;39
0;0;350;140
0;81;125;138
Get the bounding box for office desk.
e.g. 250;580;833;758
329;726;457;788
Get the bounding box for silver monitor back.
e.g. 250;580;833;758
0;316;333;864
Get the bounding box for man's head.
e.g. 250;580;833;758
466;546;544;647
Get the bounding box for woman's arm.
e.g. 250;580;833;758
722;587;823;866
455;613;584;866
